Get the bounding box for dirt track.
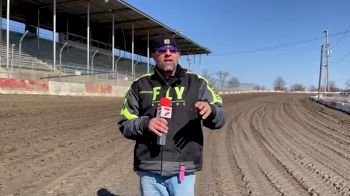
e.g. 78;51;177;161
0;93;349;196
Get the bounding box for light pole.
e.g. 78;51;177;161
6;0;10;68
317;45;324;99
59;42;68;77
324;30;330;93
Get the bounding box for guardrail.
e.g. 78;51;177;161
317;95;350;104
310;96;350;114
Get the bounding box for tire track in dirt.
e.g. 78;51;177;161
196;130;224;196
257;96;334;195
248;102;308;195
259;95;350;195
282;96;350;194
30;137;132;195
1;94;350;195
200;94;349;195
0;95;132;195
230;100;293;195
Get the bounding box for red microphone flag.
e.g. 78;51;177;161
157;97;172;118
159;97;171;107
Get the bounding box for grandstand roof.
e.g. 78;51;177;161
6;0;210;56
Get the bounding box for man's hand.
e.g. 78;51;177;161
195;101;212;120
148;117;168;136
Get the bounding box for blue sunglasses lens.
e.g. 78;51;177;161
156;45;178;53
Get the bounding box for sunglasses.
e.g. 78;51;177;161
155;45;179;53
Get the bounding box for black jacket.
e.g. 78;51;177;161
118;65;225;176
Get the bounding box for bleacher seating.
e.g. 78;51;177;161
0;29;151;82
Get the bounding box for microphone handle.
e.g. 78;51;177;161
157;133;166;145
156;106;170;145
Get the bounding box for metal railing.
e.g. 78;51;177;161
60;32;112;51
319;94;350;104
0;28;153;84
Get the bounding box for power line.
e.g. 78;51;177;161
331;25;350;64
209;30;350;57
332;25;350;49
334;50;350;64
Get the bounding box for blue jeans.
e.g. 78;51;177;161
138;171;195;196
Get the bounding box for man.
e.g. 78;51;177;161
118;33;225;196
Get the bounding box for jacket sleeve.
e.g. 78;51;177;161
198;78;225;129
118;83;150;140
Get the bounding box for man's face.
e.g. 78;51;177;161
153;45;180;73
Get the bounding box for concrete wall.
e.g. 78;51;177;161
310;96;350;114
49;81;85;96
1;77;320;99
0;77;129;97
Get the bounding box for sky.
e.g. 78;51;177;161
125;0;350;89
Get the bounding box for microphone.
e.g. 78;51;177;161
157;97;172;145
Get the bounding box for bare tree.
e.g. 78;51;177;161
345;79;350;90
228;77;240;88
217;71;229;89
329;81;339;92
253;85;266;90
202;69;211;80
290;83;305;91
309;85;317;92
273;76;286;91
202;69;218;88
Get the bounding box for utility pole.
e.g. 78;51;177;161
317;30;331;98
317;45;324;98
324;30;330;93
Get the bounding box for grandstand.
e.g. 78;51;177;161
0;0;210;86
0;27;151;84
